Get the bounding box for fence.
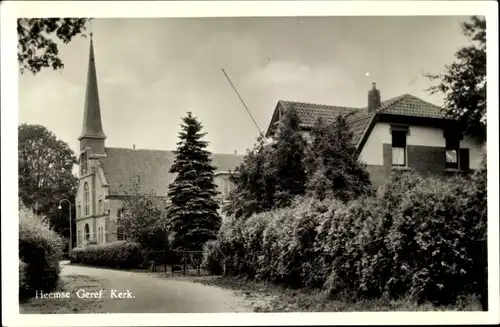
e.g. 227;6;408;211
146;249;205;276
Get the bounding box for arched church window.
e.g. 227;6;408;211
80;152;88;175
84;223;90;241
84;182;89;216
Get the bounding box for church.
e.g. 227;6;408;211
75;35;485;248
74;39;243;248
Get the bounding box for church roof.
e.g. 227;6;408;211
99;147;244;196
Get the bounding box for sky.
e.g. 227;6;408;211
19;16;472;156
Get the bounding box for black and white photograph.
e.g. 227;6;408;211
1;1;499;326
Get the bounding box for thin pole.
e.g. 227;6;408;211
221;69;267;142
69;204;72;256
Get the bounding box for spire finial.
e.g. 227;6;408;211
88;18;93;40
78;20;106;154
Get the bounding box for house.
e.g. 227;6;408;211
265;82;485;187
75;39;243;247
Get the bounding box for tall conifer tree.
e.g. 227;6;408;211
306;115;372;201
167;112;221;250
270;106;308;208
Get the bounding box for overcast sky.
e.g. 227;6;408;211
19;16;471;156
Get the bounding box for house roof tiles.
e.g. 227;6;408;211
267;93;448;149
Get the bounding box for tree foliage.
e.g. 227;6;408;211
226;109;372;219
18;18;90;75
18;124;78;239
426;16;486;142
19;202;64;297
120;180;167;251
305;115;372;202
225;107;308;219
269;106;308;207
211;170;487;305
223;138;276;219
167;112;221;250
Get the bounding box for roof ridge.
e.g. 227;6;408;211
403;93;444;109
279;99;362;110
105;146;243;157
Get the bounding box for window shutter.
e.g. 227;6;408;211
460;148;470;173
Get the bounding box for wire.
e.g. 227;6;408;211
221;69;267;142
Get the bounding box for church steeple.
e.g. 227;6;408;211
78;35;106;155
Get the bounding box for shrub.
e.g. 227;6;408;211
384;174;487;304
202;240;223;275
71;241;144;269
19;205;64;298
322;171;487;305
217;215;245;276
215;169;486;306
19;260;28;295
258;197;336;288
321;196;391;299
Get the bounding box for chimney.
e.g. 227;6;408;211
133;144;136;150
368;82;381;112
234;150;237;156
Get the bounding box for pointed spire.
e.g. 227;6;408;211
78;35;106;153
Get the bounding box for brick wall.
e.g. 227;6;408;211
366;144;454;187
407;145;446;177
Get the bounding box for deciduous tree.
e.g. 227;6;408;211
18;18;89;75
223;137;276;219
120;180;167;251
225;107;308;218
426;16;486;142
18;124;78;239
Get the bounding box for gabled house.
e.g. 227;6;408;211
266;83;485;187
75;38;243;247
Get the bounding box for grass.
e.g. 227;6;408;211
19;274;110;314
153;274;483;312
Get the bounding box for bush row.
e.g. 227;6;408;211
205;168;487;305
19;205;64;298
71;241;145;269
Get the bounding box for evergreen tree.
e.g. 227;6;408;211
269;106;308;208
167;112;221;250
306;115;372;201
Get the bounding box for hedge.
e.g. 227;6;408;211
202;240;223;275
208;167;487;305
19;205;64;298
71;241;145;269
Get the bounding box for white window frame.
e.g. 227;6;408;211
391;127;408;167
445;132;460;170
